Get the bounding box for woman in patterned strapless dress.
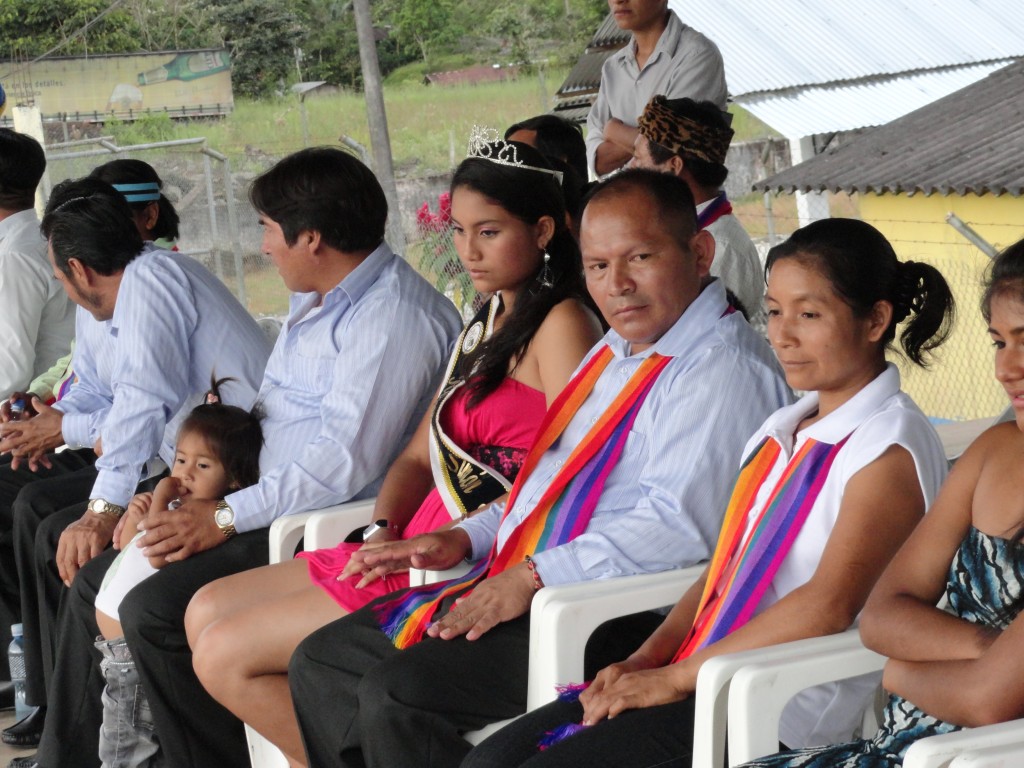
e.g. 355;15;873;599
183;139;604;766
739;238;1024;768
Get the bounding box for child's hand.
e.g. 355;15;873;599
151;476;187;513
115;492;153;551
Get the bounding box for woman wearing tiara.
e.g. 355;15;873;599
460;218;955;768
185;135;603;766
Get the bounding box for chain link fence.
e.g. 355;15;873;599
42;137;478;322
737;193;1017;424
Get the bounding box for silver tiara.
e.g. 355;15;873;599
467;126;564;183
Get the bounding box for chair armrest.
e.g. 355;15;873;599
525;566;704;711
268;499;379;564
303;499;378;551
724;632;885;766
949;737;1024;767
904;719;1024;768
268;512;318;564
692;630;873;768
417;562;472;585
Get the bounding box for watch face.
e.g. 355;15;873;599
215;506;235;527
93;500;108;513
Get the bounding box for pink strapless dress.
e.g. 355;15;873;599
298;377;546;611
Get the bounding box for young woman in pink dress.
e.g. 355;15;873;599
184;138;603;766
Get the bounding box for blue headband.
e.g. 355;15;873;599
112;182;161;203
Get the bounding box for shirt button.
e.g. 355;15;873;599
619;365;629;375
554;459;564;467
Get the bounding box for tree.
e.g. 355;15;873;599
0;0;138;57
384;0;460;64
204;0;305;98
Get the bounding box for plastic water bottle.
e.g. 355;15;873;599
8;624;29;719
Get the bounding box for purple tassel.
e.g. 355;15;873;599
554;681;589;702
537;722;586;750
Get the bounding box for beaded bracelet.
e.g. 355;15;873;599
524;555;544;591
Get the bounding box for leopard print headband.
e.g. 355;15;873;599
637;95;733;166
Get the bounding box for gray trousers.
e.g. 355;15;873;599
95;636;163;768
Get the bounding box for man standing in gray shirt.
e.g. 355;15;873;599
587;0;727;176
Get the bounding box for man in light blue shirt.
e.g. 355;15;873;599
34;148;462;768
289;169;791;768
0;175;271;762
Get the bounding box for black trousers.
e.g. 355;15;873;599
290;592;532;768
460;696;697;768
0;448;97;699
35;528;270;768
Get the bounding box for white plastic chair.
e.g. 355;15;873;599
247;497;705;763
947;737;1024;767
712;630;1024;768
903;720;1024;768
690;629;881;768
245;498;378;768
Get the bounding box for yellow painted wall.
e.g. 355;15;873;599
859;192;1024;421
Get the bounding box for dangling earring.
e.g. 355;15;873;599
537;251;554;289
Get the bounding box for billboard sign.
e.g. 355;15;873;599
0;49;234;121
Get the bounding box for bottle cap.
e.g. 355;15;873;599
10;623;22;636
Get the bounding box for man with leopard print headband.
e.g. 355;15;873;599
632;95;765;329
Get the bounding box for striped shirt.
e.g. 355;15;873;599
226;242;462;533
458;278;792;586
58;244;271;506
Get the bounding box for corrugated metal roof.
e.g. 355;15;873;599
680;0;1024;96
752;59;1024;197
738;61;1015;137
556;1;1024;137
591;13;629;49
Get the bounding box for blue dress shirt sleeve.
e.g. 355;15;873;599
88;260;198;506
226;289;457;533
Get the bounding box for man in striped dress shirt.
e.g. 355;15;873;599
0;174;271;764
28;149;461;768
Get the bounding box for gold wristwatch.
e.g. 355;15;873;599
88;498;126;520
214;500;237;538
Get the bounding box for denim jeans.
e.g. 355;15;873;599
95;636;163;768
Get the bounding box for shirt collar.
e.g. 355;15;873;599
763;363;901;450
604;277;729;360
619;10;684;72
288;241;394;322
0;208;39;239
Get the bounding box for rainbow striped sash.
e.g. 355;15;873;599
375;346;672;648
671;433;850;662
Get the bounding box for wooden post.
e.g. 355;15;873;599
352;0;406;253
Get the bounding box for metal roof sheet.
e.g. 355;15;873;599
738;61;1015;137
679;0;1024;96
752;59;1024;197
557;2;1024;136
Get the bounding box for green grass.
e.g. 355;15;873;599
111;69;779;177
127;68;568;176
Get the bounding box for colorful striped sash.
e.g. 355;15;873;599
375;345;672;648
697;191;733;230
671;433;850;662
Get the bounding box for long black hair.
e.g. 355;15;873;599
451;141;591;405
89;159;180;242
766;218;955;367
